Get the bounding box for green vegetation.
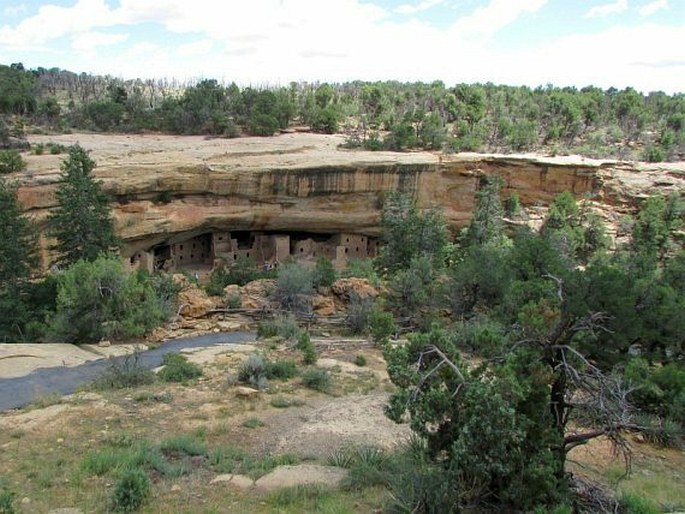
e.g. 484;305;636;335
157;352;203;383
270;396;305;409
275;260;314;313
237;354;270;390
296;331;317;364
0;486;15;514
257;313;300;340
92;352;156;390
5;64;683;159
301;368;331;393
110;468;150;512
0;178;38;341
205;256;276;295
237;354;299;390
48;256;168;343
377;188;684;511
0;150;25;174
265;359;298;381
313;256;336;288
354;354;367;367
160;434;207;456
48;145;118;267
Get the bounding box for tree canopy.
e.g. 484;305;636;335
48;144;118;266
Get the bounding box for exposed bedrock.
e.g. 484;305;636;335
15;133;685;268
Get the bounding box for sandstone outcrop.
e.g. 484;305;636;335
13;132;684;269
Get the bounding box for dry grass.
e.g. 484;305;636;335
0;343;391;513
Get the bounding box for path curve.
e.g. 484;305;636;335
0;331;255;412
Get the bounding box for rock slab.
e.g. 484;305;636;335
253;464;347;492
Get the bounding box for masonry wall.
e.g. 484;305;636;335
131;230;379;273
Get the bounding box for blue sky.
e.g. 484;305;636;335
1;0;683;92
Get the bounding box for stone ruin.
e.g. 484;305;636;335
127;231;380;273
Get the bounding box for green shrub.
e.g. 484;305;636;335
354;354;367;367
243;418;265;429
0;488;15;514
265;359;298;381
0;150;25;174
148;271;181;317
620;493;660;514
643;145;665;163
633;413;682;447
248;113;279;136
110;468;150;512
313;256;336;288
257;313;300;340
32;143;44;155
345;294;374;335
275;261;313;313
227;292;242;309
297;331;317;364
505;192;522;218
368;306;396;345
311;106;340;134
154;190;172;204
158;352;203;383
301;368;331;392
92;352;156;390
208;445;250;473
48;257;168;343
363;132;383;151
270;396;305;408
237;354;269;389
339;446;389;491
47;142;67;154
341;258;381;288
268;484;332;509
160;435;207;457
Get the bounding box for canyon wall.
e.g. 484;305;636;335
15;133;684;268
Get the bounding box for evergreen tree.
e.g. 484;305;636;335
48;145;118;266
462;176;505;248
0;177;37;340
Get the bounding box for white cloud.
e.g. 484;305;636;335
585;0;629;18
394;0;444;15
638;0;668;15
0;0;116;48
450;0;548;39
0;0;683;93
178;39;213;57
519;23;684;92
71;31;128;59
3;4;28;17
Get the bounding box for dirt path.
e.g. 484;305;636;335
0;332;255;411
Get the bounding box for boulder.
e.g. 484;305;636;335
253;464;347;492
240;279;275;310
331;278;379;301
210;474;254;490
234;386;260;398
312;294;336;316
177;287;217;318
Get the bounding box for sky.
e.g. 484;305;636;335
0;0;683;93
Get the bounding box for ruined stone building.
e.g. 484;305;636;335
128;231;380;273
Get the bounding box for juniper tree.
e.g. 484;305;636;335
48;145;118;266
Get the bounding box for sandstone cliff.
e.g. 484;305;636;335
14;133;685;268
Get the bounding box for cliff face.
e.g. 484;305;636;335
15;133;685;267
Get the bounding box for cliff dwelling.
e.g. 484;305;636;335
128;231;380;273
